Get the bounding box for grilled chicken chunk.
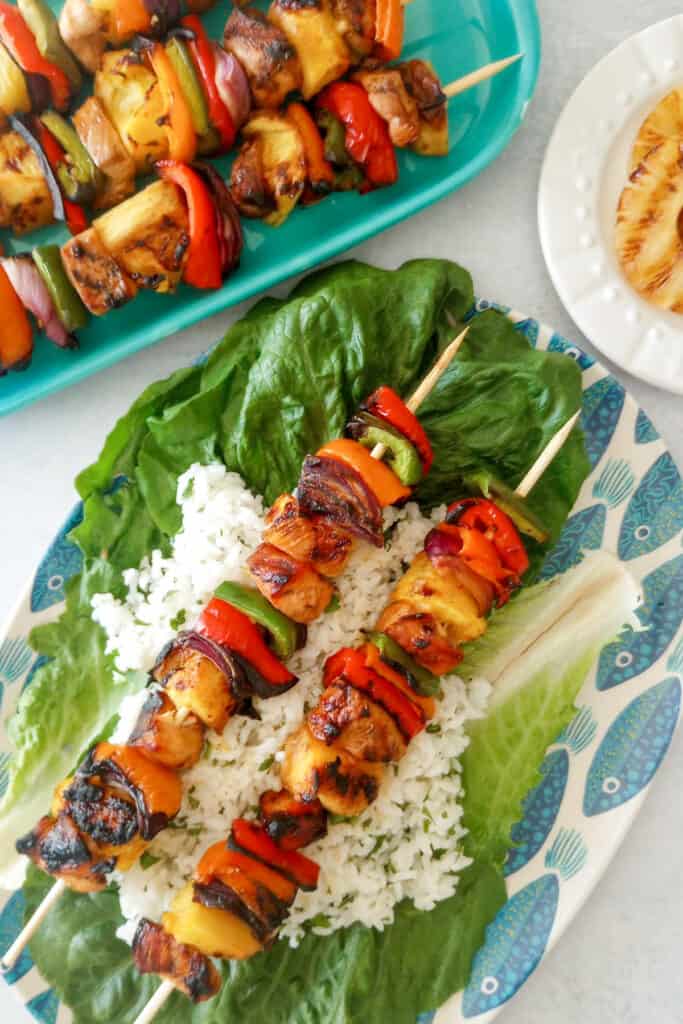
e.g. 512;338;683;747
281;723;383;816
258;788;327;850
15;815;112;893
309;681;407;762
93;180;190;293
133;918;221;1002
264;493;317;562
377;600;463;676
54;777;138;849
269;0;350;100
153;642;239;733
310;514;354;577
223;7;302;109
58;0;107;73
331;0;375;57
247;542;334;623
72;97;136;210
352;66;420;147
61;227;136;316
95;50;169;172
230;138;275;220
129;690;205;770
399;59;448;156
0;131;54;235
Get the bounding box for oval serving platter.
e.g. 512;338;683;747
0;0;541;417
0;305;681;1023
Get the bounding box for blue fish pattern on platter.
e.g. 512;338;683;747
544;828;587;881
556;705;598;755
547;332;595;370
513;318;539;347
416;1014;435;1024
22;655;52;695
539;504;606;581
0;638;32;688
635;409;659;445
592;458;634;509
0;891;33;984
462;875;559;1018
30;502;84;613
584;677;681;816
505;750;569;877
27;989;59;1024
618;453;683;561
597;554;683;691
580;377;625;470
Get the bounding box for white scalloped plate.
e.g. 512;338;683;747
538;15;683;395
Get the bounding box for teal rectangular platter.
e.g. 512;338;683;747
0;0;540;416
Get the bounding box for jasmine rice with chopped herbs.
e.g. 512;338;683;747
91;462;491;948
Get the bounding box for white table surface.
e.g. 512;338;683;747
2;1;682;1021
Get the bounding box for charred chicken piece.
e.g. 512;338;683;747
15;815;113;893
269;0;351;100
352;66;420;147
236;112;306;227
398;59;449;156
263;493;317;563
281;723;383;816
133;918;221;1002
223;7;302;109
153;639;240;734
308;681;407;762
129;690;205;770
58;0;107;73
258;788;327;850
247;542;334;624
377;600;463;676
331;0;376;57
61;226;136;316
309;514;354;577
56;777;138;849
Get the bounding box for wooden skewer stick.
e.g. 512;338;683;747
515;410;582;498
443;53;523;99
1;878;65;972
134;979;176;1024
370;326;469;461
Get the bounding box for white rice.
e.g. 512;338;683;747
92;463;491;947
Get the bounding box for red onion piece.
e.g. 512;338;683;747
212;45;250;132
192;162;243;273
9;115;65;223
424;527;498;615
1;255;75;349
297;454;384;547
154;630;252;701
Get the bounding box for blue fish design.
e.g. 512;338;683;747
0;752;11;800
666;637;683;675
592;458;635;509
22;655;52;695
635;409;660;445
30;501;84;613
584;677;681;816
416;1014;435;1024
462;875;559;1018
580;377;625;470
27;988;59;1024
0;891;33;984
597;555;683;691
513;318;539;347
618;453;683;562
539;504;606;581
544;828;587;880
547;333;595;370
556;705;597;755
0;638;32;688
505;750;569;877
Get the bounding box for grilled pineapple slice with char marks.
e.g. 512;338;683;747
269;0;350;100
631;87;683;170
93;180;190;293
616;138;683;313
240;113;306;226
391;551;487;648
95;51;169;173
0;131;54;235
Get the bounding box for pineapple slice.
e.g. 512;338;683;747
95;51;169;172
616;138;683;312
0;131;53;235
269;0;350;100
631;87;683;170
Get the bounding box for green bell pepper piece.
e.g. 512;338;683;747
365;631;441;697
165;37;210;139
354;412;423;486
214;581;302;659
40;111;102;204
464;471;550;544
32;245;88;333
18;0;81;91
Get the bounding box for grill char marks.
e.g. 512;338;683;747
132;919;221;1003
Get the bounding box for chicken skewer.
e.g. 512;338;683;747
129;408;581;1023
0;327;469;973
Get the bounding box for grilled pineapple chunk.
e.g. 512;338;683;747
0;131;54;235
392;552;487;648
616;138;683;312
93;180;189;293
163;883;263;960
95;51;168;172
0;41;31;116
281;724;383;816
269;0;350;100
631;87;683;170
241;113;306;226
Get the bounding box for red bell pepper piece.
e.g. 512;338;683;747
324;647;425;740
316;82;398;190
231;819;320;891
0;4;70;110
157;161;222;290
198;597;296;687
181;15;236;152
33;119;88;235
447;498;529;576
364;385;434;474
361;642;435;720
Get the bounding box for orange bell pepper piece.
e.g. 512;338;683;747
0;264;33;373
113;0;151;40
374;0;404;61
149;43;197;164
316;438;411;507
92;743;183;826
287;102;334;195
